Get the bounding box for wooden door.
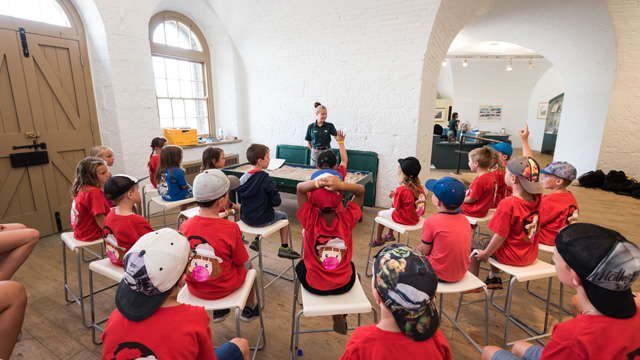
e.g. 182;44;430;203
0;27;98;236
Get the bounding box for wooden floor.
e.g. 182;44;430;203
10;151;640;359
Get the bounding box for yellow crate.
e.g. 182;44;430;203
164;128;198;146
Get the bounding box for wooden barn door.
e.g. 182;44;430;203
0;19;99;236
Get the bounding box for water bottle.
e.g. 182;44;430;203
218;128;224;140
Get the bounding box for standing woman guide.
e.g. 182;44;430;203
305;102;338;166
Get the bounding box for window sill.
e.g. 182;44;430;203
182;139;243;149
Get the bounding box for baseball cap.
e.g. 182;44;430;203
115;228;191;321
316;149;337;168
309;170;344;210
398;157;421;178
374;243;439;341
555;223;640;319
506;156;543;194
193;169;240;202
489;142;513;158
104;174;148;200
540;161;577;181
425;176;465;208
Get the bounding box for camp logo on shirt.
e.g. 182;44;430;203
523;211;540;242
314;235;347;271
110;341;157;359
565;205;579;225
103;225;126;264
187;236;224;282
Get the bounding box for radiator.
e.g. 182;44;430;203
183;153;239;184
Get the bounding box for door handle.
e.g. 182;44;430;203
25;131;40;139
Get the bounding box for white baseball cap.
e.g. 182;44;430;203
193;169;240;202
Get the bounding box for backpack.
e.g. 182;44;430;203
602;170;628;192
578;170;605;188
632;183;640;199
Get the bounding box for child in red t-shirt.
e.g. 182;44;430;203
296;170;365;333
482;224;640;360
201;146;242;217
147;136;167;188
341;244;452;360
179;169;259;323
371;157;426;246
519;124;579;246
70;157;112;242
488;146;510;208
418;177;472;282
469;156;543;291
315;130;348;179
102;175;154;266
460;147;497;218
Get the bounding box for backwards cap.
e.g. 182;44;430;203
308;170;344;210
506;156;543;194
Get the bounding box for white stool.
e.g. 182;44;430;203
364;216;424;277
178;269;265;360
146;196;196;228
141;183;159;219
289;273;377;360
488;258;559;348
237;219;295;307
464;209;495;238
525;243;571;321
88;258;124;345
437;272;489;352
176;207;234;229
61;232;104;328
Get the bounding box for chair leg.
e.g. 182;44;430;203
289;278;299;359
364;221;376;277
251;278;266;356
502;276;517;349
258;235;265;309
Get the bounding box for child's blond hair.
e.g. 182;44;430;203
469;147;494;169
70;157;107;198
487;146;505;172
90;146;112;159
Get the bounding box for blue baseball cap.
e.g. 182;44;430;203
425;176;465;208
489;142;513;158
540;161;577;181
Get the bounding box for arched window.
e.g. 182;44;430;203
149;12;214;136
0;0;71;27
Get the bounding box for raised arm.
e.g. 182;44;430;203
519;124;533;158
336;130;348;168
297;180;317;208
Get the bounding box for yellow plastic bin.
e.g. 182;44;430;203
164;128;197;146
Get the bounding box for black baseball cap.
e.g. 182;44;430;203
104;174;148;200
317;150;337;168
398;157;421;178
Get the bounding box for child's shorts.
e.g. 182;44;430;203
491;345;543;360
214;341;244;360
471;237;491;250
254;210;288;227
377;208;395;220
295;261;356;296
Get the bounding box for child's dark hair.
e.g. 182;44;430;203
469;147;494;169
442;203;458;211
148;137;167;166
246;144;269;165
70;157;107;198
317;150;337;169
196;194;225;209
201;146;223;172
155;145;183;185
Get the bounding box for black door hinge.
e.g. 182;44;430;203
19;28;29;57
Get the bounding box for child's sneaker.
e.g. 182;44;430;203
213;309;231;323
332;314;348;335
382;234;396;243
370;237;385;247
242;234;249;245
278;246;301;259
249;236;260;252
240;303;260;323
485;276;503;290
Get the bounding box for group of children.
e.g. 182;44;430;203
65;123;640;359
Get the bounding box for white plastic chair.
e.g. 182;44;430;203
141;183;159;219
237;219;295;307
289;273;377;360
178;269;265;360
60;232;106;328
146;196;196;228
525;243;571;321
364;216;425;277
464;209;496;238
88;258;124;344
488;258;559;348
177;207;233;229
437;272;489;352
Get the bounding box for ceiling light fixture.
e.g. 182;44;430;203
442;60;447;67
463;59;468;67
506;58;513;71
529;58;535;70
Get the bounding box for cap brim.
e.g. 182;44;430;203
115;279;169;322
582;279;637;319
227;175;240;191
425;179;438;192
519;178;543;194
136;175;149;183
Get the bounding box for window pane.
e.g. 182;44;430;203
178;22;191;50
196;100;208;117
178;60;191;80
192;81;204;98
164;58;178;79
191;63;203;81
186;118;198;130
158;99;172;119
152;56;165;78
174;118;186;127
155;78;168;97
197;118;208;134
190;31;203;51
180;80;192;98
167;79;180;97
184;99;197;118
164;20;178;47
172;99;185;119
40;0;70;27
152;23;166;44
160;118;173;128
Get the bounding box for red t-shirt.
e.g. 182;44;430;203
491;169;511;208
422;213;472;282
297;201;362;291
536;192;579;246
340;325;452;360
101;304;216;360
149;154;159;188
460;172;496;217
539;310;640;360
103;209;154;266
71;186;111;242
391;185;425;225
488;194;542;266
180;216;249;300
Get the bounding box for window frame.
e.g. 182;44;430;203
149;11;215;137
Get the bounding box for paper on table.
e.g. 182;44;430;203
267;158;286;170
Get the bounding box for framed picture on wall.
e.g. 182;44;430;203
478;105;502;121
537;102;549;119
434;108;445;122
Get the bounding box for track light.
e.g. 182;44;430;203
442;60;447;67
506;58;512;71
529;58;535;70
463;59;468;67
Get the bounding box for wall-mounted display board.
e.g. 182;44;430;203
478;105;502;121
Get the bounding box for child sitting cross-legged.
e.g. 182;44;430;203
418;177;472;283
341;244;452;359
102;175;154;266
179;169;259;323
459;146;497;218
482;223;640;360
296;170;365;334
